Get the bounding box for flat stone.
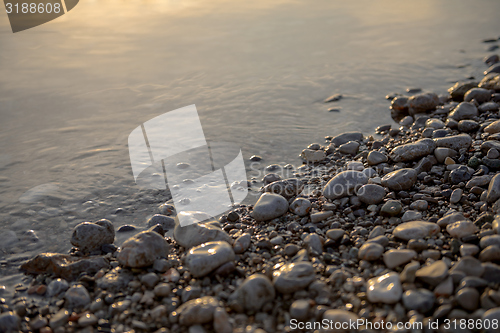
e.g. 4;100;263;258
228;274;275;312
415;260;448;286
383;249;417;269
310;211;333;223
381;168;417;191
323;170;368;200
117;231;168;268
252;193;289;221
485;120;500;134
448;81;478;101
458;119;479;132
393;221;440;241
449;256;484;277
367;272;402;304
367;151;388;165
146;214;175;231
434;147;458;164
289;198;311;217
401;210;422;222
326;229;345;241
450;189;463;204
176;296;219;326
339;141;360;155
437;212;468;228
479;245;500;262
446;221;478;239
185;241;235;278
390;139;436;162
449;102;478;120
402;289;435;313
273;262;315;293
174;213;231;248
301;149;326;162
480;235;500;249
487;174;500;203
466;175;493;188
358;242;384;261
70;219;115;252
434;134;472;151
356;184;385;204
331;132;363;147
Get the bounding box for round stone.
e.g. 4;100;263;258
383;249;417;269
356;184;385;204
449;166;472;184
402;289;435;313
415;260;448;286
117;231;169;268
233;233;251;254
446;221;478;239
228;274;275;312
289;198;311;217
339;141;360;155
185;241;235;278
367;272;402;304
323;171;368;200
457;120;479;132
358;242;384;261
176;296;219;326
0;312;20;333
70;219;115;252
464;87;491;104
381;168;417;191
456;288;480;311
173;213;231;249
252;193;289;221
367;151;388;165
380;200;403;217
147;214;175;231
449;102;478;120
273;262;315;294
65;285;91;310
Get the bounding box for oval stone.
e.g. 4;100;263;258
184;241;235;278
381;168;417;191
323;170;368;200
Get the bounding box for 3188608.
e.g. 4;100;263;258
5;2;61;14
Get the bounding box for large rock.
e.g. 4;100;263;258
323;170;368;200
176;296;219;326
367;272;402;304
252;193;289;221
330;132;363;147
390;138;436;162
449;102;478;121
434;134;472;151
381;168;417;191
393;221;440;241
407;92;439;115
70;219;115;252
184;241;235;278
228;274;275;312
117;231;168;268
487;174;500;203
173;212;231;249
273;262;315;293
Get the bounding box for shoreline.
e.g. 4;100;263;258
1;51;500;333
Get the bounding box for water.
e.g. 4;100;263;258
0;0;499;287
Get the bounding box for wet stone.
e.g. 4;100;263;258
117;231;168;268
330;132;363;147
174;214;232;249
381;168;417;191
70;219;115;252
273;262;315;294
367;272;402;304
185;241;235;278
252;193;289;221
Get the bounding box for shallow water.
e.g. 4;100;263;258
0;0;500;288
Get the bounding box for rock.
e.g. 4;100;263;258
446;221;478;239
479;73;500;90
324;93;342;102
383;249;417;269
273;262;315;293
96;267;134;292
322;310;360;330
479;245;500;262
49;309;69;329
456;288;480;311
434;147;458;164
448;81;477;101
65;285;90;310
339;141;360;155
331;132;363;147
252;193;289;221
47;278;69;297
460;244;480;257
393;221;440;241
464;88;491;104
0;312;20;333
78;313;98;327
289;198;311;217
401;210;422;222
426;118;445;129
289;299;311;321
479;101;499;112
358;242;384;261
449;166;472;184
326;229;345;241
176;296;219;326
185;241;235;278
117;231;168;268
449;102;478;120
141;272;160;288
367;151;388;165
408;92;439;115
466;175;493;188
304;233;323;253
482;307;500;333
301;149;326;162
381;168;417;191
228;274;275;312
437;212;468;228
356;184;385;205
367;272;402;304
233;233;251;254
400;261;420;283
450;256;484;277
213;307;232;333
380;200;403;217
482;263;500;283
174;215;231;249
263;173;281;185
70;219;115;252
434;134;472;151
415;260;448;286
485;63;500;75
488;148;500;159
457;120;479;132
262;178;304;199
434;277;454;297
159;203;176;216
390;139;436;162
323;171;368;200
400;116;414;126
450;189;463;203
487;174;500;203
402;289;435;313
480;235;500;249
146;214;175;230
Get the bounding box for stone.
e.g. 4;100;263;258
448;81;477;101
390;139;436;162
466;175;493;188
486;63;500;75
457;119;479;132
400;116;414;126
450;189;463;204
304;233;323;253
367;272;402;304
262;178;304;199
479;245;500;262
154;283;171;297
338;141;360;155
356;184;385;204
487;174;500;203
96;267;134;292
326;229;345;241
367;151;388;165
289;198;311;217
460;244;480;257
310;211;333;223
380;200;403;217
383;249;417;269
393;221;440;241
70;219;115;252
252;193;289;221
449;256;484;277
488;148;500;159
273;262;315;293
358;242;384;261
174;215;231;249
0;312;20;333
146;214;175;230
408;92;439;115
494;215;500;234
480;235;500;249
400;261;420;283
228;274;275;312
434;277;454;297
401;210;422;222
331;132;363;147
426;118;445;129
176;296;219;326
141;272;160;288
159;203;176;216
263;173;281;185
464;88;491;104
415;260;448;286
437;212;468;228
301;149;326;162
479;101;499;112
449;102;478;120
402;289;435;313
47;278;69;297
233;233;251;254
434;147;458;164
482;307;500;333
289;300;311;321
449;166;472;184
456;288;480;311
78;313;98;327
64;285;90;310
117;231;168;268
323;170;368;200
381;168;417;191
185;241;235;278
446;221;478;239
434;134;472;151
49;309;70;329
213;307;232;333
322;310;360;328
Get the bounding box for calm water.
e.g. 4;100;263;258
0;0;500;288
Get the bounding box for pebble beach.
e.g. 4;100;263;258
2;45;500;333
